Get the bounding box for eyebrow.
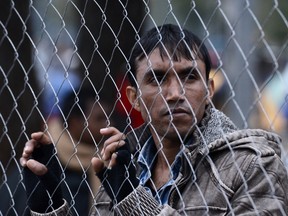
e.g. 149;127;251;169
141;66;200;84
142;69;165;81
178;66;197;76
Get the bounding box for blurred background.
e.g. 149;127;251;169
0;0;287;215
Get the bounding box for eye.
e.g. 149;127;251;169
186;73;197;80
149;74;164;84
181;69;198;82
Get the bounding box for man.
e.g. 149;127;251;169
20;24;288;215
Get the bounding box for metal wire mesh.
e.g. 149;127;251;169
0;0;287;215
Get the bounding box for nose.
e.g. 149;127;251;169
165;77;185;102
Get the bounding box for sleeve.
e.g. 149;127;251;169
30;199;72;216
114;185;183;216
231;153;288;215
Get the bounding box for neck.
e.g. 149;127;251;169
149;134;182;190
151;133;182;166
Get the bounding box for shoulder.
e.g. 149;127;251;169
210;128;287;189
209;128;283;175
208;128;282;157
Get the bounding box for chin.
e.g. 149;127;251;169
161;126;194;141
152;119;195;138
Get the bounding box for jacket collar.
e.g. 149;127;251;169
125;105;220;154
126;105;281;157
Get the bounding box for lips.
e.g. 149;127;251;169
163;107;191;116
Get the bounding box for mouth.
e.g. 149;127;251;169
164;107;190;116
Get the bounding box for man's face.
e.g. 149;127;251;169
128;48;214;141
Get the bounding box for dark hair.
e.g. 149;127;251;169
127;24;211;87
61;87;99;123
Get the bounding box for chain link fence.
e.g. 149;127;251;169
0;0;287;215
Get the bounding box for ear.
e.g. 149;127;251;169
126;86;141;112
206;78;215;105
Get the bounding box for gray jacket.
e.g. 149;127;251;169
31;107;288;215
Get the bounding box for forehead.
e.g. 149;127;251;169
136;48;206;75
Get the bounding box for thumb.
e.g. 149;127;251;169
26;159;48;176
91;157;105;174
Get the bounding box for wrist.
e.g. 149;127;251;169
115;185;162;216
30;199;69;216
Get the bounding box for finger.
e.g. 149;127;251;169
107;153;118;169
26;159;48;176
23;140;38;155
106;149;131;170
100;127;125;143
20;132;52;167
100;128;125;153
102;140;126;161
102;133;126;151
91;157;105;174
101;135;125;156
31;132;51;145
103;131;125;145
20;140;38;166
100;127;122;136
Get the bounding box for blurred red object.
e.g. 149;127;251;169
116;76;144;129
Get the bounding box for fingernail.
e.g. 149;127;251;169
100;128;108;133
107;162;112;170
20;159;26;167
